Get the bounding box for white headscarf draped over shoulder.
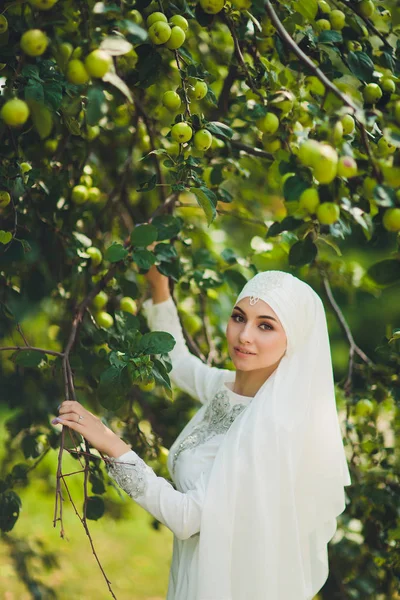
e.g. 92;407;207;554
196;270;352;600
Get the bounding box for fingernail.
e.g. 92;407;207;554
57;404;62;410
51;418;61;424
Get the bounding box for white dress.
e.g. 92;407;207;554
105;296;253;600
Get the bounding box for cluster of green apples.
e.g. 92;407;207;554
71;168;103;206
315;0;376;33
256;89;296;153
146;11;188;49
64;47;112;85
90;290;138;330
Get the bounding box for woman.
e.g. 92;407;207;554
52;266;352;600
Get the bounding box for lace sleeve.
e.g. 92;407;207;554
105;451;152;499
105;449;209;541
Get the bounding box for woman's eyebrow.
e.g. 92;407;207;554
233;306;278;323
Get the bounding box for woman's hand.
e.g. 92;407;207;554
51;400;131;457
143;241;169;290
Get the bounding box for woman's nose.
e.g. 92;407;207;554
238;324;253;343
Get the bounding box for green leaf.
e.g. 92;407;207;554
24;82;45;104
43;81;63;111
206;121;234;139
373;185;395;207
87;87;107;126
14;350;44;368
63;115;81;136
221;248;237;264
132;248;157;270
318;30;343;44
152;359;172;390
151;215;182;240
130;223;158;247
104;243;128;262
367;260;400;285
99;36;133;55
293;0;318;21
223;269;248;294
0;491;22;532
0;231;12;244
289;237;318;267
138;331;176;354
347;51;375;83
153;242;178;262
85;496;105;520
117;20;148;43
283;176;309;202
100;365;121;384
27;99;53;139
189;186;217;225
103;70;133;103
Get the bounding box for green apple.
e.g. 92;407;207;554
158;446;169;466
269;89;295;115
29;0;58;9
298;139;322;167
0;191;11;208
171;121;193;143
299;188;320;214
256;37;274;53
315;19;331;32
165;26;185;49
332;120;343;145
148;21;171;45
382;208;400;232
262;136;281;152
87;187;101;203
92;291;108;310
193;129;213;151
355;398;374;417
87;125;100;140
120;296;138;315
358;0;374;18
329;9;346;30
382;165;400;187
317;202;340;225
80;174;93;188
95;311;114;329
66;59;90;84
363;83;382;104
170;15;189;31
313;144;338;184
0;98;30;127
71;184;89;204
199;0;225;14
0;15;8;33
377;137;396;156
231;0;251;8
337;156;358;178
341;114;355;135
44;139;58;154
318;0;331;14
393;100;400;125
188;80;208;100
137;376;156;391
347;41;362;52
305;75;325;96
162;90;181;111
87;247;102;266
297;102;314;127
20;29;48;56
380;77;396;94
182;313;202;334
256;112;279;135
146;12;168;27
84;49;112;78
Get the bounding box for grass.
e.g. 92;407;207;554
0;407;173;600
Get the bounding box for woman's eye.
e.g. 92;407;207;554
231;314;272;331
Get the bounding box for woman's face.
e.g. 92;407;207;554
225;297;287;371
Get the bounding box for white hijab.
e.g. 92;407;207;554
196;270;352;600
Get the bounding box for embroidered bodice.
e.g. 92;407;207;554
171;388;247;474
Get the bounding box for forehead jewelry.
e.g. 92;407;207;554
249;295;260;305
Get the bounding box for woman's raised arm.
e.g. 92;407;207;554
142;260;222;405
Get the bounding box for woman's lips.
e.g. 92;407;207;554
234;347;256;357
